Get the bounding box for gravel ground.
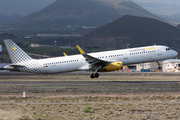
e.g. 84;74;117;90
0;74;179;120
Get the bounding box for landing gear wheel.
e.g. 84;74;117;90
90;73;94;79
157;61;162;71
94;73;99;78
158;66;162;70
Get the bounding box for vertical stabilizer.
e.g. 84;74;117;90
4;39;32;64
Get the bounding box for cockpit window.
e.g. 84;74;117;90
166;48;171;51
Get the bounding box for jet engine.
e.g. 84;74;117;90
100;61;123;72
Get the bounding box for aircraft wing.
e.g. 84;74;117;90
76;45;109;67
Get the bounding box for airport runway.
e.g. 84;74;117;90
0;71;180;85
0;71;180;76
0;81;180;85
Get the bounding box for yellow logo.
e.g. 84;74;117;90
13;47;16;50
146;47;155;51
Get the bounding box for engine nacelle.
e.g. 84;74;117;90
100;61;123;72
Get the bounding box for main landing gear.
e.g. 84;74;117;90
157;61;162;70
90;72;99;79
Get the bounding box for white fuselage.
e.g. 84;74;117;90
20;45;177;74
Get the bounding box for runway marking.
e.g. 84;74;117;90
1;102;180;105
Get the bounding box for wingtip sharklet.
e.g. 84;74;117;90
63;52;67;56
76;45;85;54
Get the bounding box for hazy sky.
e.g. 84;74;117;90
132;0;180;15
0;0;180;16
133;0;180;4
0;0;56;15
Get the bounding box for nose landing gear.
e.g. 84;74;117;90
90;72;99;79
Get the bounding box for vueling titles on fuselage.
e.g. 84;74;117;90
4;40;178;78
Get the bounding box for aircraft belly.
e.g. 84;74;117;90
143;54;152;62
46;65;61;73
60;63;81;73
128;56;140;64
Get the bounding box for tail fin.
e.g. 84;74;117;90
4;39;32;64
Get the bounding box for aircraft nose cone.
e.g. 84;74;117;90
175;51;178;56
172;50;178;57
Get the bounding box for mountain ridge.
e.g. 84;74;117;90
73;15;180;49
8;0;163;33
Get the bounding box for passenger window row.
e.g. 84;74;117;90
43;59;79;66
96;54;123;59
129;50;156;55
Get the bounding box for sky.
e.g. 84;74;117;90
0;0;56;15
133;0;180;4
0;0;180;16
132;0;180;15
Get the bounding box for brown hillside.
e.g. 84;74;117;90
74;15;180;49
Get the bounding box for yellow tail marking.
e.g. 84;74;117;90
76;45;85;54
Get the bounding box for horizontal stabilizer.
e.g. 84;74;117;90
4;64;25;69
0;68;21;71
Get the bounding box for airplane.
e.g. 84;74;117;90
3;39;178;78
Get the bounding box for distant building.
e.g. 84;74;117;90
30;43;40;47
135;60;180;72
82;26;97;29
136;62;158;72
37;34;60;38
37;34;81;38
30;43;51;48
163;59;180;72
25;36;31;39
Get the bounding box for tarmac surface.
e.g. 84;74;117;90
0;81;180;85
0;71;180;76
0;71;180;85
